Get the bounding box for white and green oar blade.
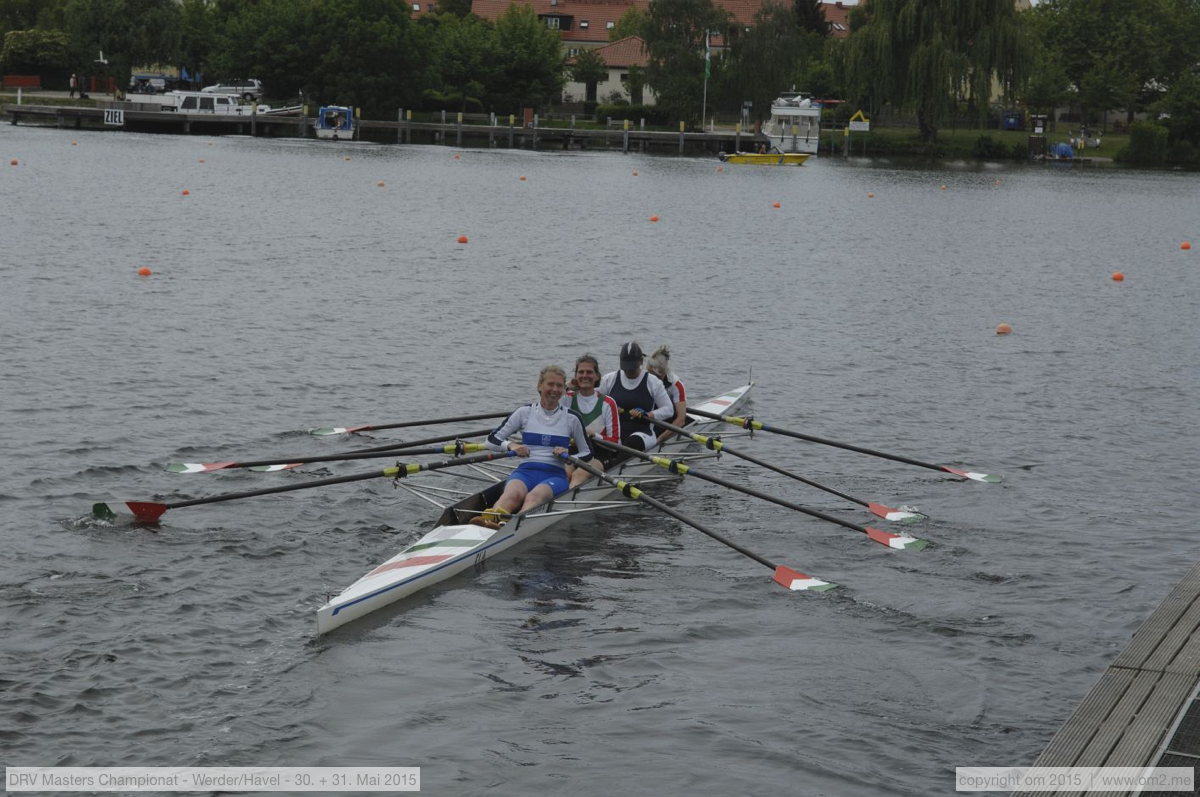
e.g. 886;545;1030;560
308;425;369;436
772;565;837;592
166;461;235;474
865;526;928;551
867;501;926;524
941;466;1001;483
247;463;303;472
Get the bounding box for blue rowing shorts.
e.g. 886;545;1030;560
509;461;569;495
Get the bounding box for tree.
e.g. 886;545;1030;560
610;6;648;41
793;0;826;37
0;28;70;71
843;0;1027;141
643;0;729;125
436;0;473;18
1158;70;1200;146
718;2;821;122
490;3;563;112
568;46;607;104
426;12;497;110
63;0;182;84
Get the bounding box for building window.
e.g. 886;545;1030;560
546;16;559;29
832;23;845;31
568;48;580;57
426;3;433;10
606;21;614;29
411;3;419;9
580;20;588;28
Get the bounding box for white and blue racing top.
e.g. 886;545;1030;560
487;402;593;467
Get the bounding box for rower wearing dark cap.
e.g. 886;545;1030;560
598;341;674;451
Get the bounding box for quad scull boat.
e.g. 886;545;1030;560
317;384;757;633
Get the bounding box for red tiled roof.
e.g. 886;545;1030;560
821;1;853;38
589;35;649;68
470;0;770;44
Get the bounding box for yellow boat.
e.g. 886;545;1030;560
718;151;811;166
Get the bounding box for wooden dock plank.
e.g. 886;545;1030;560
1113;564;1200;671
1029;669;1137;768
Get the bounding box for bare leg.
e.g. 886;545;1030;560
493;480;529;514
520;483;556;513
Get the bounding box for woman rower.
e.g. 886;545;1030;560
472;365;594;529
646;345;687;441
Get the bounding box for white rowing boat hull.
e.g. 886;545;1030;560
316;384;753;634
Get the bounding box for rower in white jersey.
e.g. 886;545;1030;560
562;354;620;488
646;345;687;442
474;365;593;529
598;341;674;452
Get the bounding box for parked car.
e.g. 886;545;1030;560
201;78;262;100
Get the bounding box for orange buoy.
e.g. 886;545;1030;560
519;176;527;181
198;158;205;163
867;192;875;198
1181;241;1192;250
376;180;385;187
456;235;468;244
940;185;947;190
649;215;659;222
453;154;460;160
632;170;639;176
343;156;351;161
772;202;781;209
995;322;1013;335
180;189;190;195
137;267;153;277
9;159;17;166
1112;272;1125;281
72;141;78;146
716;166;724;172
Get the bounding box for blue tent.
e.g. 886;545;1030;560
1051;142;1075;159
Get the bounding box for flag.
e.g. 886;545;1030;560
704;32;711;79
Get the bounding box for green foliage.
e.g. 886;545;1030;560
643;0;729;125
436;0;473;19
1115;121;1168;164
611;7;648;41
793;0;826;37
568;46;607;103
1157;70;1200;146
63;0;181;77
716;3;822;121
972;134;1014;160
0;0;67;40
491;3;564;112
1;28;70;70
844;0;1028;141
427;12;497;110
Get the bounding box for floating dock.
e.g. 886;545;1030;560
2;103;757;156
1017;562;1200;796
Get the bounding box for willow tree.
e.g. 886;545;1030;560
844;0;1027;141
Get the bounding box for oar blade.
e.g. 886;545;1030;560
941;466;1002;483
92;500;168;523
247;463;303;472
772;565;837;592
866;501;926;524
166;461;236;474
308;425;371;436
864;526;928;551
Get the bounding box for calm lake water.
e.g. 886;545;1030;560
2;123;1197;795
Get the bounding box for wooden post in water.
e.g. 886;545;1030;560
734;122;741;153
406;109;412;144
397;109;402;144
251;105;256;137
533;114;538;149
298;105;306;138
489;113;496;147
508;114;514;148
678;121;685;155
623;119;630;153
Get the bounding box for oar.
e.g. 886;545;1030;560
622;410;924;523
166;429;494;473
562;454;836;592
93;450;515;524
594;440;926;550
308;410;509;436
167;442;488;474
686;408;1000;483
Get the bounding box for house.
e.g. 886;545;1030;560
563;35;657;105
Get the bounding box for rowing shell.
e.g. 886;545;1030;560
317;384;753;633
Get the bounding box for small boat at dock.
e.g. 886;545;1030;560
719;151;811;166
314;105;355;140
